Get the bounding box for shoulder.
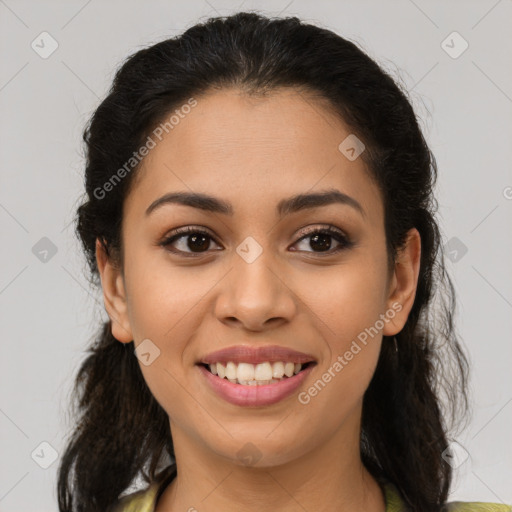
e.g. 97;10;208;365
442;501;512;512
109;481;160;512
109;464;177;512
380;477;511;512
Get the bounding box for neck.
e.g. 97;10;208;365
156;411;386;512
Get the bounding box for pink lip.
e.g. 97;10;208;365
197;363;315;407
199;345;316;365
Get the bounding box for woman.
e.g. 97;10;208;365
57;11;510;512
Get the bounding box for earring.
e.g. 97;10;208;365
393;336;398;353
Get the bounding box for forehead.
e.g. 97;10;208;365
124;87;383;224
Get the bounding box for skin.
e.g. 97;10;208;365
96;87;421;512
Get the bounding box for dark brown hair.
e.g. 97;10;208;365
58;11;470;512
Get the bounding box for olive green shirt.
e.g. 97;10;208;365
111;465;511;512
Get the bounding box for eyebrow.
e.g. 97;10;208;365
145;188;365;219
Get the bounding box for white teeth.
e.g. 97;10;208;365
206;361;307;385
272;361;285;378
254;362;273;381
225;361;237;380
237;362;255;382
284;362;295;377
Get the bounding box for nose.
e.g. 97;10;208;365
214;246;297;332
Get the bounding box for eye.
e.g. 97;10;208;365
291;225;353;255
159;226;221;257
159;224;353;258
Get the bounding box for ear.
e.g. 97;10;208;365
95;238;133;343
383;228;422;336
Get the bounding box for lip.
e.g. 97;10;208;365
199;344;317;365
197;362;315;407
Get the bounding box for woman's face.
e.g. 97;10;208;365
97;87;420;469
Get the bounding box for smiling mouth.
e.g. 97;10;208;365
199;361;316;386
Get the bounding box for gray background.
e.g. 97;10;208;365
1;0;511;510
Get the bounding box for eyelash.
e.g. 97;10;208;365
159;225;353;258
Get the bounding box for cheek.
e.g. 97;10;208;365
123;252;218;396
305;259;389;343
127;267;207;421
124;248;210;342
297;256;388;398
